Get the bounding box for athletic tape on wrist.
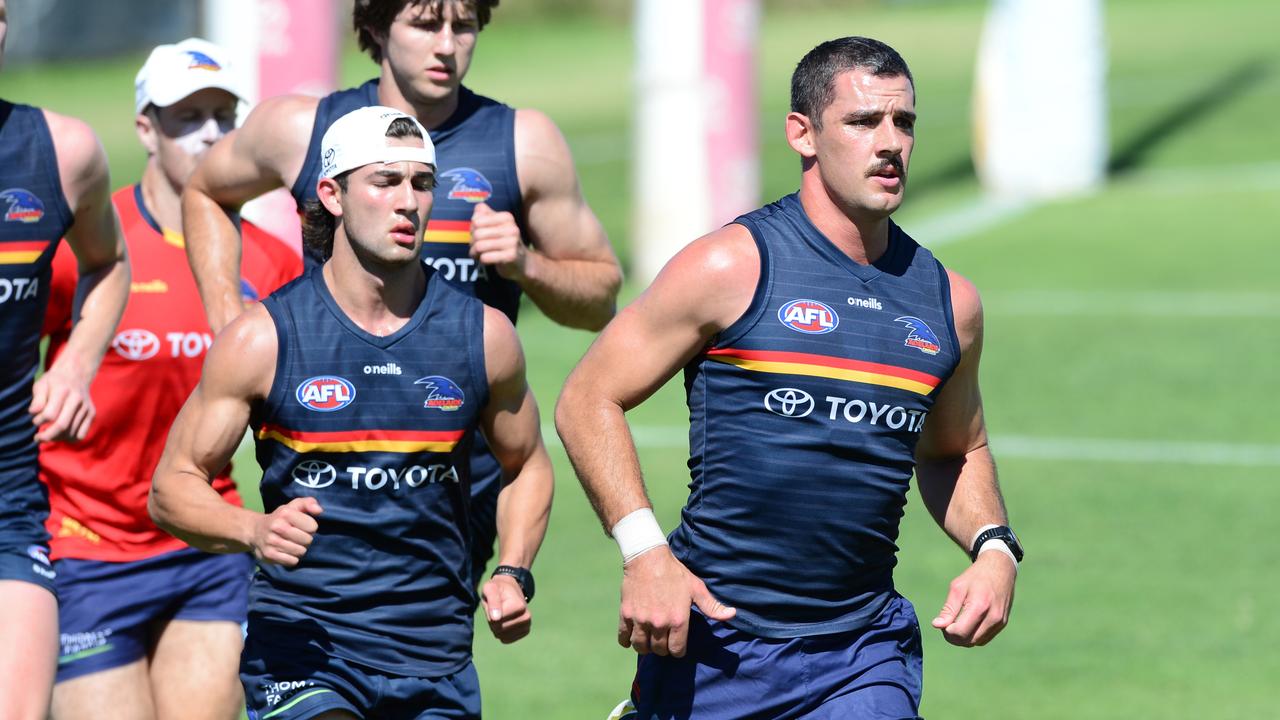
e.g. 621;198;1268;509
971;523;1018;571
611;507;668;565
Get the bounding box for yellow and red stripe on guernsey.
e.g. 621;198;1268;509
423;219;471;244
705;347;942;397
0;240;50;264
256;424;466;454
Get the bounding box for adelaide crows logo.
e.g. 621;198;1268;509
1;188;45;223
185;50;222;71
894;316;941;355
440;168;493;203
415;375;465;411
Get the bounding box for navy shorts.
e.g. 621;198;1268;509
241;632;480;720
631;593;923;720
0;448;55;592
55;547;252;682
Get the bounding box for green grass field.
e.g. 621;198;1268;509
4;0;1279;716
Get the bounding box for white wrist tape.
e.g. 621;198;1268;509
972;523;1018;571
611;508;668;565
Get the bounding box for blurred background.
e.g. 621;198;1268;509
4;0;1278;717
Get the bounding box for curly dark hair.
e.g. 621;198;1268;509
353;0;501;64
790;37;914;129
300;116;430;259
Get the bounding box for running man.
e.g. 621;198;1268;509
558;37;1022;719
151;106;552;719
0;1;131;717
183;0;619;592
39;39;300;719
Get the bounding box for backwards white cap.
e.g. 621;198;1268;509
320;106;436;179
135;38;248;114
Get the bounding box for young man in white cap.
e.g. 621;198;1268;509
38;38;300;720
0;1;130;718
183;0;620;596
151;106;552;720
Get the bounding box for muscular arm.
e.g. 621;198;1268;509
475;306;553;643
554;224;756;656
31;111;129;442
183;95;316;333
149;305;320;564
471;109;621;331
914;269;1016;646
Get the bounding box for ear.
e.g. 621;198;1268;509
317;177;344;217
785;111;817;159
136;110;160;157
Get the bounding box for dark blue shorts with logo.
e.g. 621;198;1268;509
54;547;252;682
241;627;481;720
0;450;56;593
630;593;924;720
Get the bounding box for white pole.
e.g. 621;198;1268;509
633;0;759;284
973;0;1108;200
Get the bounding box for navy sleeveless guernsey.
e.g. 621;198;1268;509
252;266;488;676
0;101;74;545
292;81;525;323
671;193;962;639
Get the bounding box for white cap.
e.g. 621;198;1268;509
320;106;436;179
135;38;248;114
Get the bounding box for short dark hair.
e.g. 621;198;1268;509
300;116;431;259
790;37;914;129
354;0;500;64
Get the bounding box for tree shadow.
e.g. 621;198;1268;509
1109;58;1271;175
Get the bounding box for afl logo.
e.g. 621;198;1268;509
113;329;160;361
291;460;337;489
764;388;815;418
1;188;45;223
296;376;356;412
441;167;493;203
778;299;838;335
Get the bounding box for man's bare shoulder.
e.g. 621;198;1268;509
511;108;575;194
205;302;279;400
235;94;322;172
41;109;108;208
945;267;984;353
637;222;760;333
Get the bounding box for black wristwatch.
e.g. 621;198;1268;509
492;565;535;602
969;526;1024;563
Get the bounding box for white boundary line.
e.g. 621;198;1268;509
542;426;1280;467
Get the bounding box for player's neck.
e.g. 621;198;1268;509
140;161;184;234
798;175;891;266
377;68;460;131
322;240;426;337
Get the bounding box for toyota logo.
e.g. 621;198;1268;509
291;460;337;489
764;388;815;418
113;329;160;361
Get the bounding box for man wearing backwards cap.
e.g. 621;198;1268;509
0;1;130;718
38;38;300;720
184;0;621;600
151;106;553;720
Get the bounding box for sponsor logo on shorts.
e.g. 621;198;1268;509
895;316;941;355
415;375;464;411
130;279;169;294
778;299;838;334
60;629;113;659
26;545;51;566
261;679;321;708
763;388;815;418
296;376;356;412
1;188;45;223
291;460;337;489
441;167;493;203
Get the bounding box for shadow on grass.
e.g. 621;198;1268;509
1108;58;1272;175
